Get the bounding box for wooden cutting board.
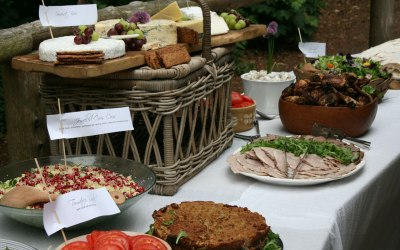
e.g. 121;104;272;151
11;25;266;79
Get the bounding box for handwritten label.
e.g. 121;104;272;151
298;42;326;58
39;4;97;27
47;107;133;140
43;188;120;236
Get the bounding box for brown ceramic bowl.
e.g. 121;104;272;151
278;98;378;137
232;103;256;132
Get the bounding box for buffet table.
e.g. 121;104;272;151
1;90;400;249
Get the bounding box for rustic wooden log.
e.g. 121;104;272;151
369;0;394;47
0;0;265;63
2;64;50;162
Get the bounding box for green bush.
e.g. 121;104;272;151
238;0;326;47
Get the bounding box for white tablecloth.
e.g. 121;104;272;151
1;90;400;250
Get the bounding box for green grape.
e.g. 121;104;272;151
220;12;228;19
181;14;190;21
91;31;100;41
133;29;144;39
119;19;129;31
127;29;135;35
234;22;242;30
237;19;246;29
228;18;237;27
228;14;236;20
79;25;87;34
129;22;137;30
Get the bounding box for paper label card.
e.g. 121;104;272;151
47;107;133;140
43;188;120;235
298;42;326;58
39;4;97;27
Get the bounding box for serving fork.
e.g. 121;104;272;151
311;123;371;150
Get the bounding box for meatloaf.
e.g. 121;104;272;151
151;201;270;250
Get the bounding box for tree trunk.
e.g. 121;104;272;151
369;0;394;47
0;0;266;63
2;64;50;162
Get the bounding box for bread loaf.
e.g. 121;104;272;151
145;44;191;69
152;201;270;250
177;27;199;45
145;51;162;69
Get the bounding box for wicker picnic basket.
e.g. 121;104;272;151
39;0;235;195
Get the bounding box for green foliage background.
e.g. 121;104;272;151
0;0;325;135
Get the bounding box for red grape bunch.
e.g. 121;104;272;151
73;25;100;45
107;18;147;51
220;9;251;30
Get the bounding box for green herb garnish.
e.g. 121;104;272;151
263;231;282;250
176;230;187;244
146;224;154;235
241;137;356;165
162;209;177;226
163;219;174;226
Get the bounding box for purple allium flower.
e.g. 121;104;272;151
129;11;151;24
267;21;278;36
128;15;139;23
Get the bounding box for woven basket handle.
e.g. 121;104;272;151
191;0;212;63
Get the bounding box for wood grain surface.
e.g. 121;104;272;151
11;25;266;79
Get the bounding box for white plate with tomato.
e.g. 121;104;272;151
56;230;171;250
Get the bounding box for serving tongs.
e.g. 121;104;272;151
234;120;261;141
311;123;371;150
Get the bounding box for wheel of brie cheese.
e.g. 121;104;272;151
38;36;126;62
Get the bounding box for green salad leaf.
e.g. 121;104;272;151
240;137;356;165
312;55;390;80
0;178;19;189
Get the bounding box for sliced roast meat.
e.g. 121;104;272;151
227;154;246;174
227;134;363;180
253;148;275;167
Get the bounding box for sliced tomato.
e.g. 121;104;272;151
94;243;125;250
231;91;243;108
61;241;91;250
95;241;126;250
241;94;255;105
240;101;254;107
89;230;106;243
94;231;130;250
130;235;167;250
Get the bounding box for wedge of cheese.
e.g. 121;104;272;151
180;6;203;20
138;19;177;48
151;1;183;21
176;19;203;34
95;19;120;38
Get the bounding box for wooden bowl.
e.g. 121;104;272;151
232;103;256;132
278;98;378;137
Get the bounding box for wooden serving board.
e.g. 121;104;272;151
11;25;266;79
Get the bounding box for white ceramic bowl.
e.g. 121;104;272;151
241;71;295;115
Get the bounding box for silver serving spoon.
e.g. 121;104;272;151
256;109;277;120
